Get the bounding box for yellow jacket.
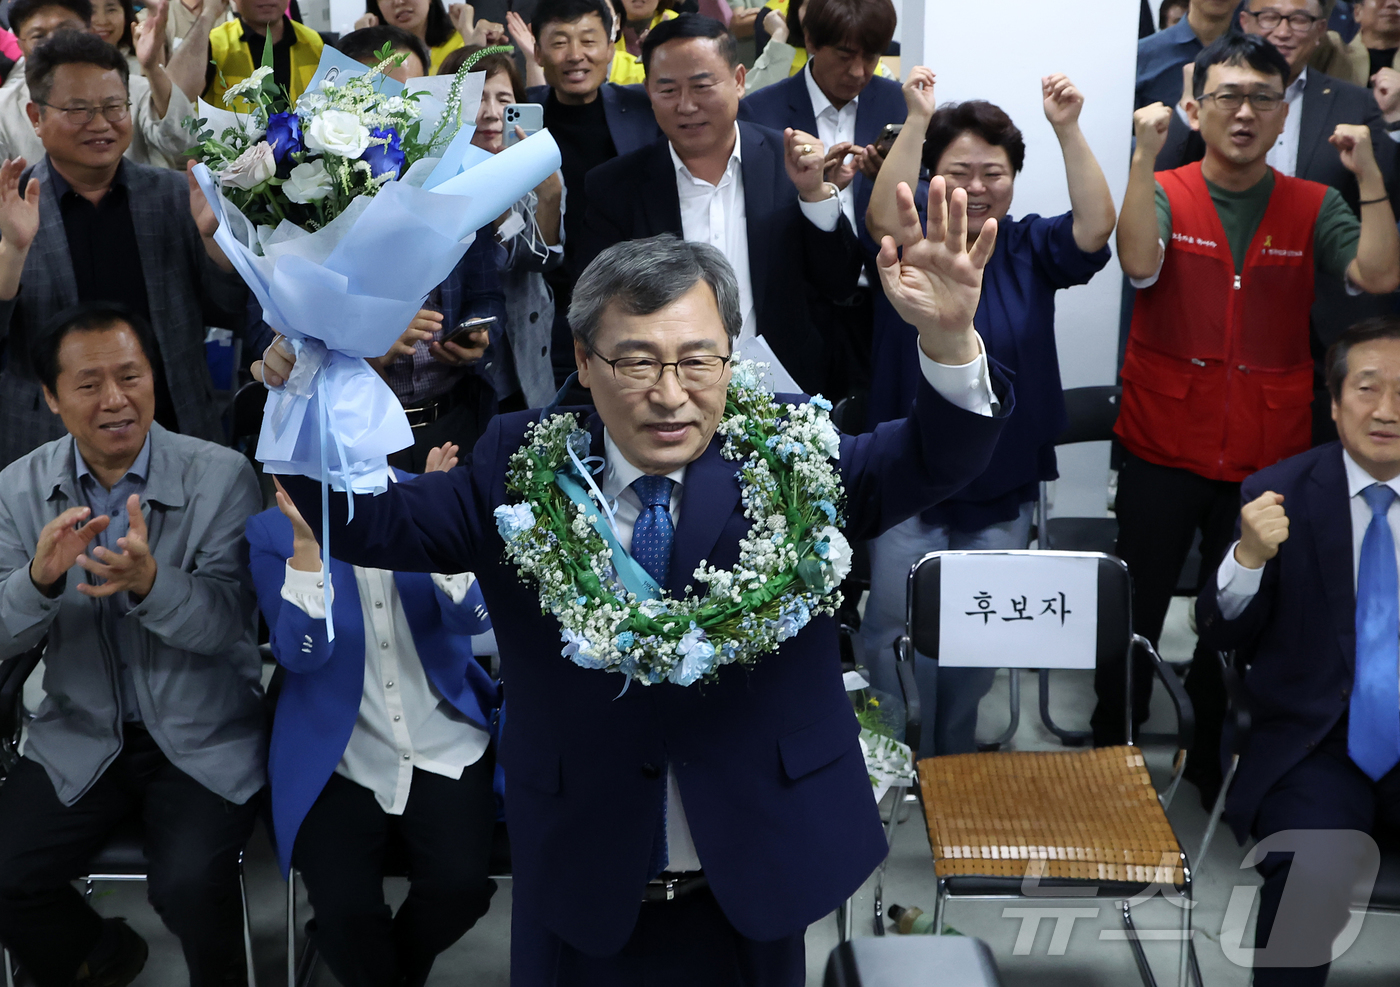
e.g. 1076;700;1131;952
205;18;325;111
430;31;464;74
608;9;676;85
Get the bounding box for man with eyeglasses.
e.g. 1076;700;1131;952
0;0;224;167
0;28;246;468
254;204;1012;983
1103;34;1400;804
1159;0;1399;440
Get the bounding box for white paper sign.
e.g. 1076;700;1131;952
936;553;1098;669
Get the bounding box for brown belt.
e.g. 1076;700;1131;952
642;871;707;903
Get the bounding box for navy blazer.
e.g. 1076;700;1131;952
525;82;661;157
280;372;1012;954
1196;442;1361;842
246;488;497;877
738;70;907;264
580;121;864;395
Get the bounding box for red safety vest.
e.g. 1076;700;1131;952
1115;163;1328;482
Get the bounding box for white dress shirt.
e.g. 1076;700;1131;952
594;339;998;872
282;565;491;814
669;124;843;352
1215;451;1400;701
804;62;863;247
1266;69;1309;176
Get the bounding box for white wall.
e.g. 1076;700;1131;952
328;0;365;38
903;0;1140;518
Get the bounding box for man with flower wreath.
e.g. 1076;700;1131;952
257;178;1011;987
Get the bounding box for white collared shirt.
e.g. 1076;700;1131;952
1216;451;1400;701
804;61;863;246
282;564;490;814
668;124;843;352
1266;69;1309;177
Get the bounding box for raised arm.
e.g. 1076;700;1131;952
1332;124;1400;293
0;158;38;305
165;0;231;103
1042;73;1115;253
134;0;172;118
1117;102;1172;281
866;65;934;243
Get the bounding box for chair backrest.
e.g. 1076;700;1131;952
0;642;45;775
1055;385;1121;447
230;380;268;457
906;551;1131;671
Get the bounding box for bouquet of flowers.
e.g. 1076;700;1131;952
191;40;561;500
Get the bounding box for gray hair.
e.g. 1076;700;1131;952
569;234;743;352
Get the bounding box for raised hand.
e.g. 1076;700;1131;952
30;506;110;595
0;158;40;253
1331;123;1380;177
1042;73;1084;129
822;141;859;189
875;178;995;365
902;65;935;120
448;2;474;38
1375;67;1400;122
134;0;169;72
764;7;788;43
76;495;157;600
1235;491;1289;569
472;17;507;45
1132;102;1173;161
354;11;379;29
425;442;460;473
784;128;829;201
273;478;322;572
506;10;536;59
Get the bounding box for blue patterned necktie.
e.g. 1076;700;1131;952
631;474;675;877
1350;482;1400;781
630;475;675;586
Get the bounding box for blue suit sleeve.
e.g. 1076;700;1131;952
246;511;336;674
436;577;492;636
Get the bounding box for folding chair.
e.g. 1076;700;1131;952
0;650;256;987
898;551;1201;987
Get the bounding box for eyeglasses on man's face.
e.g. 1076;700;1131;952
1243;8;1323;31
1198;89;1285;112
41;101;131;126
590;352;732;390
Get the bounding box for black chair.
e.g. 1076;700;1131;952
0;648;256;987
895;551;1202;987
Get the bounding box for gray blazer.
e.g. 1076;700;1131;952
0;425;266;806
499;190;562;409
0;158;248;468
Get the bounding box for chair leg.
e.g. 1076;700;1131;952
1120;899;1160;987
931;877;947;936
1037;669;1091;746
238;852;256;987
836;900;851;943
3;946;14;987
978;670;1021;752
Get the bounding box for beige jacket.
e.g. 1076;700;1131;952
1310;30;1400;85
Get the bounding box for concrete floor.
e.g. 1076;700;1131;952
28;598;1400;986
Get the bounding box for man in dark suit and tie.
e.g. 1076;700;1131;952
737;0;906;401
257;167;1010;984
581;14;863;397
1154;0;1400;441
1197;316;1400;986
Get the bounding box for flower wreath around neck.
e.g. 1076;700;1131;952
493;361;853;687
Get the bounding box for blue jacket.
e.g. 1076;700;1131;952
1196;442;1360;842
279;373;1013;954
738;69;907;267
246;481;498;877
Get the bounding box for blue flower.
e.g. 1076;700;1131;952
774;600;812;641
561;628;607;669
614;631;635;650
493;503;536;541
809;395;833;411
265;111;303;162
360;126;405;179
670;624;717;686
815;499;837;523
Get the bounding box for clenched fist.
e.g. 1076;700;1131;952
1235;491;1289;570
1132;102;1173;161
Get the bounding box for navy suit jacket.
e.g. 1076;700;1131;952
280;373;1012;954
246;486;497;877
580;121;864;396
738;70;907;264
525;82;661;157
1196;442;1361;842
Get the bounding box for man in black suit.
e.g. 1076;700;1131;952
1197;316;1400;986
524;0;662;387
581;14;863;396
1155;0;1399;441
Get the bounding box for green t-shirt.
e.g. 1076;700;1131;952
1153;171;1359;279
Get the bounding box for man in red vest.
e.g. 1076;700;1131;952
1102;33;1400;803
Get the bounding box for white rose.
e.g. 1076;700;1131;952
219;141;275;190
304;109;372;158
283;159;333;203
